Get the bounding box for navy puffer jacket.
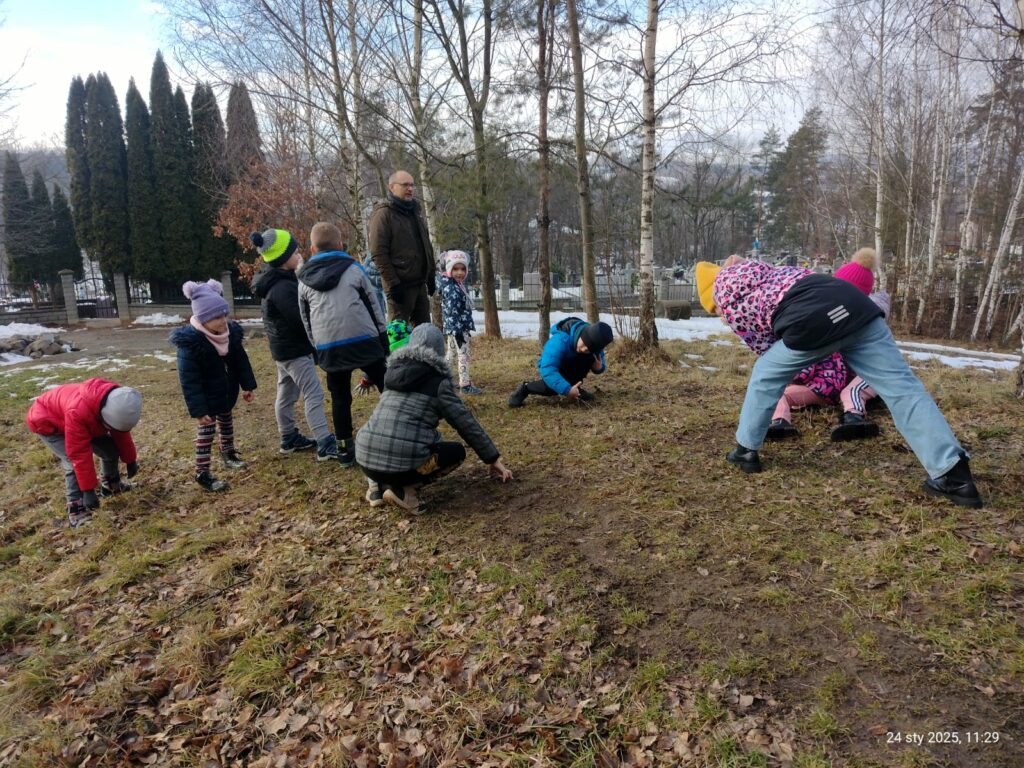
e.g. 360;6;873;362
170;321;257;418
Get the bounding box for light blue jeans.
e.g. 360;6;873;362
736;317;965;479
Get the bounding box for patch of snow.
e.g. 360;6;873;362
0;355;135;379
684;353;703;360
475;311;732;343
0;352;33;366
239;318;263;326
0;322;65;339
148;352;177;363
710;339;736;347
902;350;1018;371
896;340;1019;362
699;366;720;372
132;313;184;326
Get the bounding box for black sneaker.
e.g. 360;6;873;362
382;485;428;515
196;471;230;492
280;431;317;454
830;412;880;442
923;457;983;508
67;502;92;528
99;476;132;497
577;387;595;403
221;450;247;469
317;435;339;462
508;382;529;408
337;440;356;468
365;481;385;508
726;444;762;473
765;418;799;441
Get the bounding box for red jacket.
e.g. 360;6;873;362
25;378;138;491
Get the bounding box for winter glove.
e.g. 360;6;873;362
353;377;374;396
126;461;140;478
454;331;465;347
82;490;100;510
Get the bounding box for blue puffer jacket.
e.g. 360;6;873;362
537;317;606;395
439;274;475;335
170;321;257;418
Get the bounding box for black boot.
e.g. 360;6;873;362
726;444;762;473
765;418;799;441
507;382;529;408
830;412;880;442
99;475;132;497
337;439;356;467
923;456;983;508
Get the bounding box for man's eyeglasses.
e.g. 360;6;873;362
393;182;415;188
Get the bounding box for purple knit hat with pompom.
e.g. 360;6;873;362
183;279;229;324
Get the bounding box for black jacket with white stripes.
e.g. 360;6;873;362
770;274;883;351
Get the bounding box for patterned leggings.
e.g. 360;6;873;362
195;412;235;473
445;334;472;387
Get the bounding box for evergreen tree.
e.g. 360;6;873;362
85;72;131;275
764;108;829;253
2;152;34;282
225;81;263;181
125;78;163;279
51;185;82;278
65;76;93;253
192;82;239;276
149;51;197;282
29;169;57;280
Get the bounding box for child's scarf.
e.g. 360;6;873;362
190;315;230;356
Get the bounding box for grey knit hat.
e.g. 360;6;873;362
249;228;297;268
100;386;143;432
408;323;445;357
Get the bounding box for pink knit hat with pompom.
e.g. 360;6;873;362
835;248;875;295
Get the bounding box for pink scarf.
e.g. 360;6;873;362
190;316;230;356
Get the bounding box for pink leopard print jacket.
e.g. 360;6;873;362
713;260;848;402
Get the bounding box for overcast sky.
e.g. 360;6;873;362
0;0;171;147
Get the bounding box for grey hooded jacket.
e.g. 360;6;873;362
355;325;499;473
297;250;388;372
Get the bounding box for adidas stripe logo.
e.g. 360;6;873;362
828;305;850;323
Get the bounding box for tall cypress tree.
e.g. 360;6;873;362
150;52;197;283
225;81;263;182
192;82;239;276
29;169;58;281
51;185;83;278
85;73;131;275
2;152;33;282
125;78;163;280
65;76;93;254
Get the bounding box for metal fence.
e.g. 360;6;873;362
74;275;117;318
0;280;64;313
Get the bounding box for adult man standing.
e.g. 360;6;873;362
369;170;436;325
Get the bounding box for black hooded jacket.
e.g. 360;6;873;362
252;267;315;362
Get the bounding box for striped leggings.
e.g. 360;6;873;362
840;376;877;414
195;412;235;473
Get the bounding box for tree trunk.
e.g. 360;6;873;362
950;93;993;336
535;0;553;344
409;0;439;243
472;116;500;337
565;0;598;323
873;0;887;290
914;71;953;334
973;163;1024;341
636;0;659;349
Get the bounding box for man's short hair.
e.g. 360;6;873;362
388;170;411;186
310;221;345;252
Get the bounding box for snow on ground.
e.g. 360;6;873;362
901;350;1019;371
1;353;33;366
896;340;1020;361
0;355;136;380
147;352;178;363
0;322;64;339
132;313;184;326
475;311;732;343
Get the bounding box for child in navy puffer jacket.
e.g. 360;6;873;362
439;250;481;394
170;279;257;492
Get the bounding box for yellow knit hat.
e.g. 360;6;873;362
696;262;721;314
